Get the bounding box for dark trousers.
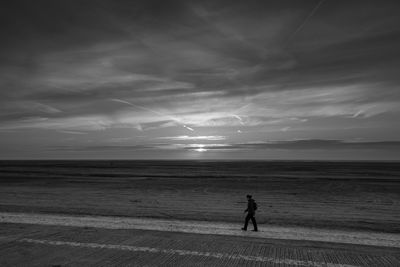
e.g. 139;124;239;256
243;213;257;230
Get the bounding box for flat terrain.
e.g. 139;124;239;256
1;222;400;267
0;161;399;232
1;161;400;266
2;212;399;248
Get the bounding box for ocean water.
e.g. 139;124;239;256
1;160;399;181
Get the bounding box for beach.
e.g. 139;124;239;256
0;160;399;232
1;160;400;266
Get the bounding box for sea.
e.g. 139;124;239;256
1;160;399;181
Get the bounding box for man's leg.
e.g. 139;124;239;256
242;214;250;230
251;215;258;231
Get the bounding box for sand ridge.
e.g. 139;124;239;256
1;212;400;248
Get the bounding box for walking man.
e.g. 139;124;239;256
242;194;258;231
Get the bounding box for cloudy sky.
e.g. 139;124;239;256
1;0;400;160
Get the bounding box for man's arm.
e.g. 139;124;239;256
244;201;250;213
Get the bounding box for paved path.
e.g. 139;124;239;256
1;213;400;266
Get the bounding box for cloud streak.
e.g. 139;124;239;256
51;140;400;153
286;0;326;44
1;1;400;159
110;98;195;132
158;135;226;141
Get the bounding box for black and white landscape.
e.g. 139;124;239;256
0;1;400;266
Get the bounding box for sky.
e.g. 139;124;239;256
1;0;400;160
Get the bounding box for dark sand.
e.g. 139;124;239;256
1;160;399;233
1;223;400;266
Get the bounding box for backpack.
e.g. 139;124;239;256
253;201;258;211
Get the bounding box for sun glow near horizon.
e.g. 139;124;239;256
1;1;400;160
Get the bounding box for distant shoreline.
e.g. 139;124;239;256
1;159;400;162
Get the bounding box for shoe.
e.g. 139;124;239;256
251;229;258;232
241;228;247;231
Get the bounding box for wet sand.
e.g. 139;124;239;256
1;212;400;248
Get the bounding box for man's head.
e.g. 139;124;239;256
246;194;252;199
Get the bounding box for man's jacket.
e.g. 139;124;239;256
245;199;256;214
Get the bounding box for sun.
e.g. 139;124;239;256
193;144;207;152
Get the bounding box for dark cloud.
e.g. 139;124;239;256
51;144;161;152
51;140;400;153
1;0;400;159
225;140;400;151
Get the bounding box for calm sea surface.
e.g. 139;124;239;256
0;160;399;181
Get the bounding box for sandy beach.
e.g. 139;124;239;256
1;218;400;266
1;160;400;266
